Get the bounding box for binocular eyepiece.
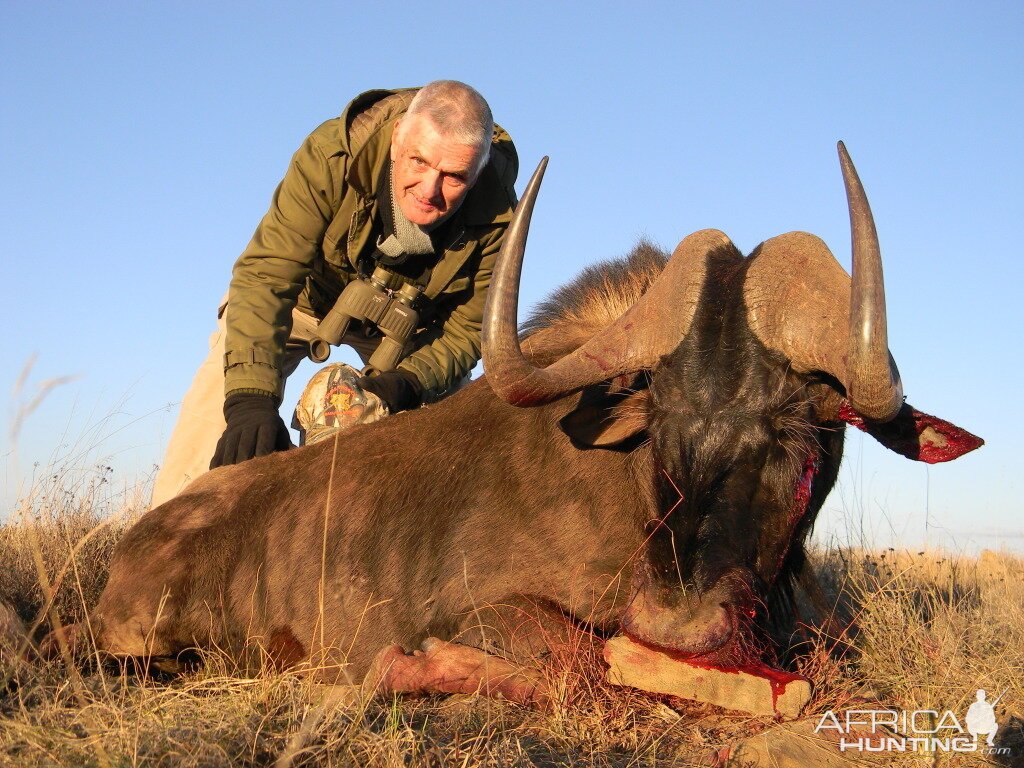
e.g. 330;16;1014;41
308;267;421;375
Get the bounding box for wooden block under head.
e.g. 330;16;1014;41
604;635;811;719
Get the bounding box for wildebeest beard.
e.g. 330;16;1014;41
633;242;843;655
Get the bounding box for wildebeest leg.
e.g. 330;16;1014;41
39;620;194;675
38;622;87;660
367;638;549;707
368;596;596;707
453;595;590;664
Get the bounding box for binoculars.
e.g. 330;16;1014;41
308;266;421;375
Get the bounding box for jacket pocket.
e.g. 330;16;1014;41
321;236;347;268
321;207;353;266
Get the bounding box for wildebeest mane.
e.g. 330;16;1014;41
518;241;667;366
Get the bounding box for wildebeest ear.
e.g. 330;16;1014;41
560;383;651;449
839;401;984;464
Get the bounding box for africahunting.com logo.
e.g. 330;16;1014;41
815;689;1011;755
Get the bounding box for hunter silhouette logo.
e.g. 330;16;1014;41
966;689;1000;746
814;688;1010;755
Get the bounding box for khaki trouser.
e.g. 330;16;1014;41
151;300;380;507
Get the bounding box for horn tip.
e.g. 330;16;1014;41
525;156;549;189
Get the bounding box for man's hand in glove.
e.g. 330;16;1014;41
357;369;423;414
210;393;292;468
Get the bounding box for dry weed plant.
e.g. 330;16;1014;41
1;437;1021;766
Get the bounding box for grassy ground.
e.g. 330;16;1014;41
1;472;1022;767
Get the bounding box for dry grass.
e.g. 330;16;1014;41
1;472;1022;767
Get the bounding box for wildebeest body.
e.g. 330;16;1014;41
96;256;664;677
84;149;982;698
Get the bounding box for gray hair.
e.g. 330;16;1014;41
404;80;494;175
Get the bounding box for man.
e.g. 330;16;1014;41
152;81;518;506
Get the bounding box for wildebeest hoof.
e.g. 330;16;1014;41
419;636;443;653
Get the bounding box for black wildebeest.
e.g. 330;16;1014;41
52;144;981;704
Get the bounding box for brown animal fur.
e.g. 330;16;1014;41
81;246;668;691
66;238;979;705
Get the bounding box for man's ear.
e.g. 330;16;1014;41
560;383;650;449
469;144;491;186
390;118;403;161
839;401;984;464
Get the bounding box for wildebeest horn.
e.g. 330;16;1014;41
838;141;903;421
483;158;718;406
744;143;903;421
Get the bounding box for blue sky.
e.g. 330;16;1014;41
2;1;1021;552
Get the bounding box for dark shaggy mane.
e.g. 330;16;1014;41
518;241;668;364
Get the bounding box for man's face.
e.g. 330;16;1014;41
389;115;485;227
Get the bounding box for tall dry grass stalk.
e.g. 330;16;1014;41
3;358;154;768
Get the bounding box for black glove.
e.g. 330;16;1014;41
357;369;423;413
210;393;292;468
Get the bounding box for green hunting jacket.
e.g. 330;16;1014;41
223;88;519;403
